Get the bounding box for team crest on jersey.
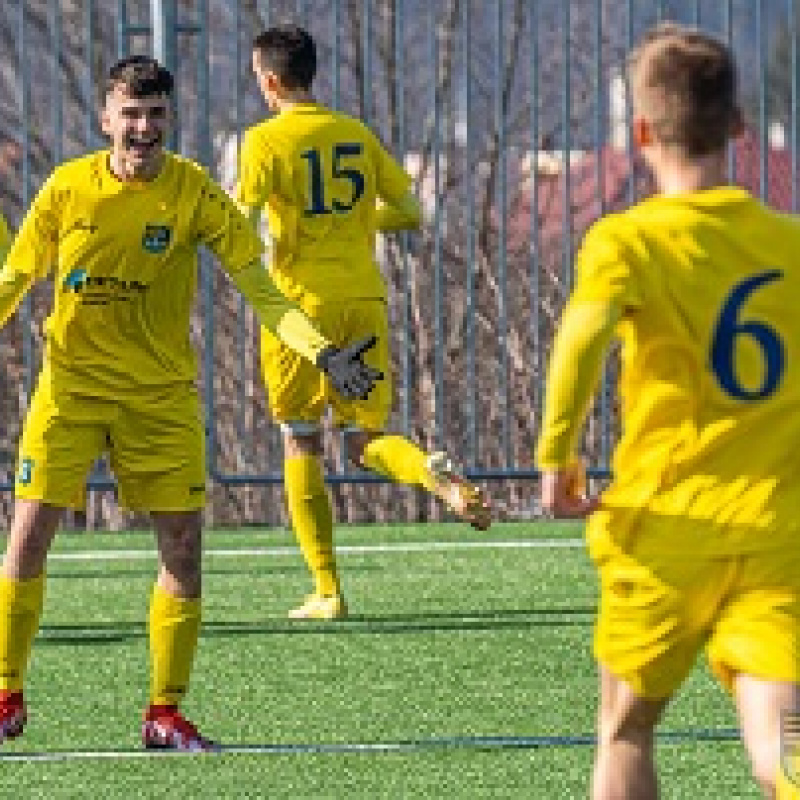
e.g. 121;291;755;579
781;711;800;787
142;224;172;254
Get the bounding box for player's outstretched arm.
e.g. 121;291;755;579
375;191;422;232
536;299;619;518
229;261;382;400
0;267;34;330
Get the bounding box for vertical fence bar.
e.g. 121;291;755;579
693;0;701;26
792;0;799;211
562;0;572;296
465;0;477;467
235;0;249;467
152;0;178;150
362;0;372;126
50;0;63;166
85;0;95;148
529;0;543;432
496;0;510;466
595;0;612;472
117;0;129;58
192;0;217;476
431;2;444;450
725;0;736;183
397;0;412;437
332;0;340;110
19;0;33;400
758;0;768;200
626;0;635;205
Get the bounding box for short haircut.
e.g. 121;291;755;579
252;26;316;90
627;23;738;156
104;55;174;100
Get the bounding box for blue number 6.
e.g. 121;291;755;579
710;270;785;401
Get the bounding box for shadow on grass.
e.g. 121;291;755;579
45;564;383;580
36;607;595;645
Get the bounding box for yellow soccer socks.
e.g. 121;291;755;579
0;573;44;693
360;435;434;489
284;455;339;597
148;585;200;706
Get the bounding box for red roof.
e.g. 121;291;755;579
507;129;797;254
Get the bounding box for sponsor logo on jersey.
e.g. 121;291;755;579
62;268;147;305
142;224;172;254
63;268;88;291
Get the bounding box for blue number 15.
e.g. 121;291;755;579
300;143;365;216
710;270;785;401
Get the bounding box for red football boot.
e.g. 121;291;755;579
0;691;26;743
142;704;218;752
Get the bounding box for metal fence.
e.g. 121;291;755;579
0;0;797;527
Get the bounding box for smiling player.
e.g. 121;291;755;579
0;55;381;751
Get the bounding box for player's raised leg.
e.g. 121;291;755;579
353;433;491;531
592;667;669;800
0;500;62;743
736;676;800;799
282;427;346;620
143;510;216;752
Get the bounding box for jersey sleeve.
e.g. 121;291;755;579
370;131;411;205
4;172;60;280
570;215;643;310
195;172;264;273
236;128;277;210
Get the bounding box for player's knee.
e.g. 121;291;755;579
155;515;201;576
599;700;659;749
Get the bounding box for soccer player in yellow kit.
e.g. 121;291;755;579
0;56;380;751
536;24;800;799
237;26;491;620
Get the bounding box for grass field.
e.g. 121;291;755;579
0;521;759;798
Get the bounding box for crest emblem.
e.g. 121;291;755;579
142;224;172;254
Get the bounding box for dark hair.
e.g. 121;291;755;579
252;26;316;90
627;23;739;156
105;55;174;99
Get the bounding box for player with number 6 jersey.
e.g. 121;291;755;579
540;186;800;559
536;23;800;800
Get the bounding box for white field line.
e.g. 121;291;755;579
0;729;740;761
46;539;584;562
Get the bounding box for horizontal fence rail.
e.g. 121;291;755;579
0;0;797;527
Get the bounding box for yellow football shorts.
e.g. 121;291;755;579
16;370;206;511
594;545;800;700
261;298;391;431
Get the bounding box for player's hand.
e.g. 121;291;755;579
540;462;600;518
316;336;384;400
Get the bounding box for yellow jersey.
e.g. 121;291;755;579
236;102;411;305
2;150;324;395
538;186;800;555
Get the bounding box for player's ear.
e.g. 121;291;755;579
100;98;112;137
631;117;653;149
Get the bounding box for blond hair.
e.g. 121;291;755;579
627;23;739;156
